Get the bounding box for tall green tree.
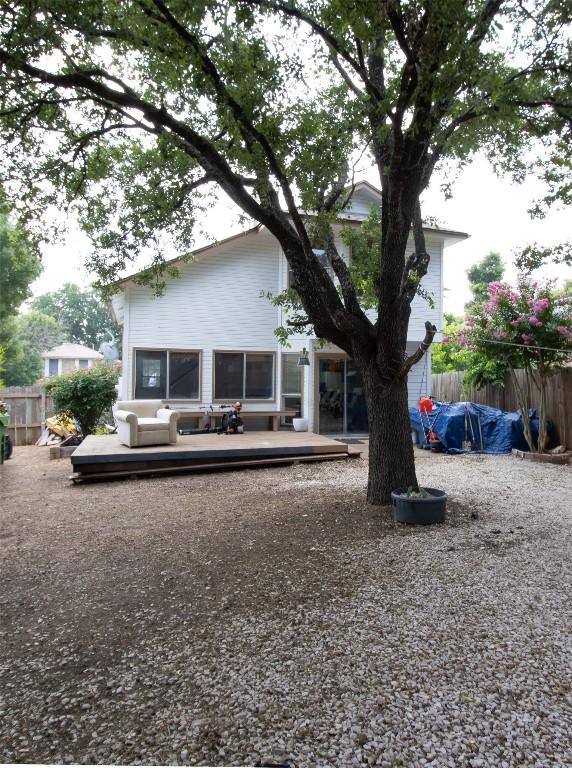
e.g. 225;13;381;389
31;284;119;351
0;200;41;326
466;252;505;307
1;310;66;386
16;311;65;355
431;314;471;374
0;194;41;384
1;1;571;502
1;325;42;386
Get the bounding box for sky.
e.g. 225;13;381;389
31;154;572;318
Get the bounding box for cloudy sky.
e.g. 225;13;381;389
31;153;571;319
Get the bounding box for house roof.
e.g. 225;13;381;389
108;182;468;290
43;343;104;360
349;180;382;199
109;224;262;290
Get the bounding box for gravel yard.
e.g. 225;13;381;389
1;445;571;767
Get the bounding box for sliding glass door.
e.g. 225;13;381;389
318;357;368;435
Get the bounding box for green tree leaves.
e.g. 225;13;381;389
44;364;118;437
466;251;505;307
30;284;120;351
0;199;41;385
0;203;41;325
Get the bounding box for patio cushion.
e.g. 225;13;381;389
137;417;169;432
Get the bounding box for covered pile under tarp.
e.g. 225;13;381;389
409;401;548;454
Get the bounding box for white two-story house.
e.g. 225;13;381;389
109;182;467;435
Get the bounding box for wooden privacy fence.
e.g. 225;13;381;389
0;386;54;446
432;367;572;448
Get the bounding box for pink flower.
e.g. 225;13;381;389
521;334;530;345
487;281;503;296
529;316;543;327
442;335;450;343
557;325;572;341
532;298;550;313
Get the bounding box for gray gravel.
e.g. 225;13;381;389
1;447;571;766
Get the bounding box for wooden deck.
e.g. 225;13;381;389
70;431;360;482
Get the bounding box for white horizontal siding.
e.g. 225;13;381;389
124;230;282;405
406;343;431;408
119;223;444;412
409;236;443;340
359;236;442;341
345;189;377;218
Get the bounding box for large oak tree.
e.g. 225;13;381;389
1;0;570;502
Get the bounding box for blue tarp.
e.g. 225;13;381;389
409;401;549;454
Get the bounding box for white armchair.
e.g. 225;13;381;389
114;400;179;448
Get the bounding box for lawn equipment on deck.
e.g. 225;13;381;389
177;402;244;436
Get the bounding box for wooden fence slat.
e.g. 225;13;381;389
0;386;55;445
432;368;572;448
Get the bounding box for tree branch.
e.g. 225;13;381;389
399;320;437;378
330;51;365;98
148;0;311;250
241;0;369;87
0;49;299;243
400;200;430;301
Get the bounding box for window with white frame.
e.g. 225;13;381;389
134;350;200;399
78;359;89;368
287;249;334;289
214;351;274;400
48;358;59;376
281;353;302;426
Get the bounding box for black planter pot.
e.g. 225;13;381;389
391;487;448;524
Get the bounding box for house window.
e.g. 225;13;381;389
281;353;302;426
134;350;200;400
214;352;274;400
78;359;89;369
287;249;334;289
48;359;59;376
168;352;200;399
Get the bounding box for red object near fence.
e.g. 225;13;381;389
418;396;433;413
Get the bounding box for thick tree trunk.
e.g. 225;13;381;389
362;369;418;505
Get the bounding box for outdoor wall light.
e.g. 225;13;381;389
297;347;310;366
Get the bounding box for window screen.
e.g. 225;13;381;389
135;351;167;399
214;352;274;400
169;352;199;399
245;354;273;399
214;352;244;400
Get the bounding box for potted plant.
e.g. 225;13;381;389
391;486;448;524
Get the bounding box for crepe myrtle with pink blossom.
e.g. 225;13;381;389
452;277;572;453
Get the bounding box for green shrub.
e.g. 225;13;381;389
45;364;118;437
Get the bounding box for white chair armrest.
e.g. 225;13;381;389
156;408;178;423
114;410;138;446
114;410;137;425
156;408;179;443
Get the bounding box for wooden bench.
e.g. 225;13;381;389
174;409;298;431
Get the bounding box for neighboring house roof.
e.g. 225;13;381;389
42;343;104;360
